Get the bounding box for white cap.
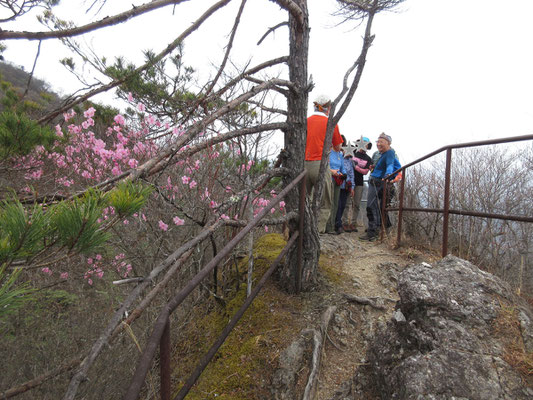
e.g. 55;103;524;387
313;94;331;106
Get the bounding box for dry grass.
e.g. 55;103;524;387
492;300;533;385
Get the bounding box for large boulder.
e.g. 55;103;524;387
369;255;533;400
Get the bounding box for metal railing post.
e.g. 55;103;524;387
160;319;171;400
296;173;306;294
380;180;388;241
396;169;406;247
442;148;452;257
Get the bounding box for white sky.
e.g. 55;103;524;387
3;0;533;163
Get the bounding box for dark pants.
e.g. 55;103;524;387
336;189;350;230
366;178;383;237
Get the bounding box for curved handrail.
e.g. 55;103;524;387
124;170;307;400
382;133;533;256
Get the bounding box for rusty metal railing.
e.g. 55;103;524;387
123;170;307;400
381;133;533;257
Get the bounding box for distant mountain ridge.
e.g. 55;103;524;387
0;61;62;115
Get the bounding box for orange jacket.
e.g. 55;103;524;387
305;113;343;161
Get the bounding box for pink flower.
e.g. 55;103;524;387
123;219;129;225
60;272;69;279
181;175;190;185
220;214;230;220
55;125;64;137
95;254;102;260
158;220;168;231
41;267;53;275
114;114;125;125
209;200;218;209
137;103;146;112
128;92;133;102
265;226;269;232
279;201;286;210
128;158;138;169
225;186;232;193
87;258;93;265
173;216;185;226
84;107;96;118
189;180;197;189
88;278;93;285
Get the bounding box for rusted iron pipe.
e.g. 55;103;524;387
123;170;307;400
296;173;306;294
396;133;533;173
387;207;533;223
396;169;406;247
442;148;452;257
160;320;171;400
173;232;299;400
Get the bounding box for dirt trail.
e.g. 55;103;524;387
311;229;433;400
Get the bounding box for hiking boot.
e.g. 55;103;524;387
342;224;353;232
359;234;377;242
335;227;344;235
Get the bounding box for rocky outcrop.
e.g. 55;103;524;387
368;255;533;399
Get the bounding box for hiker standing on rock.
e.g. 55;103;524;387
360;133;399;241
304;94;343;234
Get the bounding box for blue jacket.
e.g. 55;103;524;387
340;157;354;190
370;149;398;180
329;150;345;175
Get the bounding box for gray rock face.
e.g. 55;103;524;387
369;255;533;400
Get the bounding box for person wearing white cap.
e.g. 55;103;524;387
305;94;343;233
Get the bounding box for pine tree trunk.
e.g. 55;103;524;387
280;0;320;292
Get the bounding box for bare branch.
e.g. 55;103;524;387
257;21;289;45
37;0;232;124
269;0;305;28
0;0;191;40
22;40;41;98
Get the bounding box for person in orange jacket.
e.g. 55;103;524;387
304;94;343;233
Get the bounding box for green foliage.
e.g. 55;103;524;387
0;199;49;263
107;181;153;217
0;111;56;158
0;264;35;321
50;190;111;255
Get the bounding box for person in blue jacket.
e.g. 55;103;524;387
360;133;400;241
325;140;346;234
335;139;355;234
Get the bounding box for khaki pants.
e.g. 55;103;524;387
342;185;364;226
304;160;332;233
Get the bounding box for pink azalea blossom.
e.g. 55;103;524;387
128;92;133;101
158;220;168;231
84;107;96;118
55;125;64;137
87;258;93;265
114;114;126;125
181;175;190;185
220;214;230;220
137;102;146;112
265;226;269;232
88;278;93;285
189;180;197;189
123;219;129;225
279;201;286;210
41;267;53;275
173;216;185;226
128;158;138;169
60;272;69;279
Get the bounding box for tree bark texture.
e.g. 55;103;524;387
280;0;320;292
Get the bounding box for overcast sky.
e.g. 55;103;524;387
3;0;533;163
